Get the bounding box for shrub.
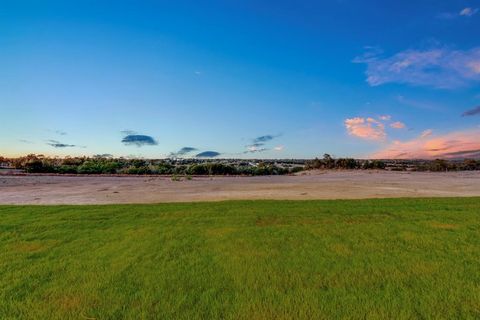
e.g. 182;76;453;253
77;161;104;174
289;166;304;173
56;165;78;174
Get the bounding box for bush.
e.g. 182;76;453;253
24;159;46;173
428;159;450;172
461;159;480;171
123;166;152;175
335;158;358;169
186;163;237;175
289;166;304;173
362;160;386;170
77;161;104;174
157;163;174;174
56;165;78;174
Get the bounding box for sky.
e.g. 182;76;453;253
1;0;480;159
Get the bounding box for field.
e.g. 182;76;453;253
1;198;480;319
2;171;480;204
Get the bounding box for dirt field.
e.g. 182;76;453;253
1;170;480;205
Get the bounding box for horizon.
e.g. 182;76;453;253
1;1;480;159
2;153;477;163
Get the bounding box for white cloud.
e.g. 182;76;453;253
438;7;478;19
460;7;478;17
273;145;284;151
354;46;480;89
244;145;268;153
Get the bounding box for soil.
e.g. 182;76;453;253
1;170;480;205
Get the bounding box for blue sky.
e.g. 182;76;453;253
1;0;480;159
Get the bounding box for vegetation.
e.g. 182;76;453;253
1;154;480;175
0;155;300;176
1;198;480;319
305;154;387;170
305;154;480;171
414;158;480;172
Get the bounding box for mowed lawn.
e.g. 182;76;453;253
1;199;480;319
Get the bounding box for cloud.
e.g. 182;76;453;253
55;130;67;136
243;134;281;153
344;117;386;141
121;129;137;136
379;115;391;121
421;129;433;138
169;147;198;158
248;143;265;148
244;146;268;153
460;7;478;17
121;135;158;147
46;129;67;136
46;140;77;148
196;151;221;158
438;7;478;19
462;105;480;116
253;134;278;144
390;121;406;129
354;46;480;89
371;128;480;159
274;145;284;151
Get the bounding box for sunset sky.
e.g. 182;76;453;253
1;0;480;159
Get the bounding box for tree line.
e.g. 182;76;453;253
1;154;479;175
0;154;303;176
305;154;386;170
305;154;480;171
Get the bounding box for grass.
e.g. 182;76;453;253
1;198;480;319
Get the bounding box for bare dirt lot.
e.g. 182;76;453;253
1;170;480;205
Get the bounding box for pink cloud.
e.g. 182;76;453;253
371;128;480;159
344;117;386;141
379;115;391;121
390;121;406;129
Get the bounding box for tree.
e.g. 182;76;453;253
323;154;335;169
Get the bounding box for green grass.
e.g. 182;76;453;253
1;198;480;319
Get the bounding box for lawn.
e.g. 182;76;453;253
1;198;480;319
